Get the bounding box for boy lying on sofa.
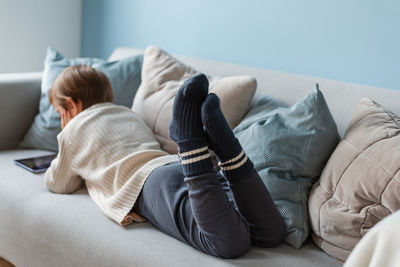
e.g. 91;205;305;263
44;64;287;258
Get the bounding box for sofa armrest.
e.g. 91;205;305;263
0;72;42;150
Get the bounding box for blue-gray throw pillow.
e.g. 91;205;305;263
19;47;143;151
233;85;339;248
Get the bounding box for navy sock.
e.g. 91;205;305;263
201;93;254;182
169;73;214;177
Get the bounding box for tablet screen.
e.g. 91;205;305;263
14;154;57;173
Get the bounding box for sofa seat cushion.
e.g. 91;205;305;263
308;98;400;262
0;149;340;267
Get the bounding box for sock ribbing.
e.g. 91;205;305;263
219;148;254;183
169;73;209;142
201;93;255;182
168;73;214;177
177;139;214;177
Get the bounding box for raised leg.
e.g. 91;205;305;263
201;93;287;247
135;162;251;258
135;73;252;258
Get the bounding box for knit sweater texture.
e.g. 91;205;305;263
45;102;179;226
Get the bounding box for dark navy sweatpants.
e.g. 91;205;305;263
135;162;286;259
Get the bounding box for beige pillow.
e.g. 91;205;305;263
132;45;257;154
308;98;400;262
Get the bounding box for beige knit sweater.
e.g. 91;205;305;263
45;103;178;226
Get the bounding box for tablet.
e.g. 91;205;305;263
14;154;57;173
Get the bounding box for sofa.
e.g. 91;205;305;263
0;47;399;267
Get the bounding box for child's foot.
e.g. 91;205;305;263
169;73;214;176
201;93;254;182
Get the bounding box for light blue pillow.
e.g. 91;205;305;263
19;47;143;151
233;85;339;248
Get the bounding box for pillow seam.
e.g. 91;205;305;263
317;135;397;238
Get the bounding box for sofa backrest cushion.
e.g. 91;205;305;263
132;45;256;154
109;48;400;138
19;47;143;151
308;98;400;262
233;85;339;248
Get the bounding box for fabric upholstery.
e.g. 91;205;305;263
19;47;143;152
0;72;42;150
0;150;340;267
309;98;400;262
132;45;256;154
233;86;339;248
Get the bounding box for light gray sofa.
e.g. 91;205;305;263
1;48;399;267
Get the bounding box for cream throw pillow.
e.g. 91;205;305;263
132;45;257;154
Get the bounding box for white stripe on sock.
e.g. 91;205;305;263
219;150;245;166
179;146;208;157
180;153;211;164
221;155;248;171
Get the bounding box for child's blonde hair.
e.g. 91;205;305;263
49;65;114;110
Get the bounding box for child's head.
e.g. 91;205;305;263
49;65;114;113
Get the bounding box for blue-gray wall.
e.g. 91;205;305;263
81;0;400;90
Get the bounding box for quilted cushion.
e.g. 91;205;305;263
308;98;400;262
233;86;339;248
132;45;256;154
